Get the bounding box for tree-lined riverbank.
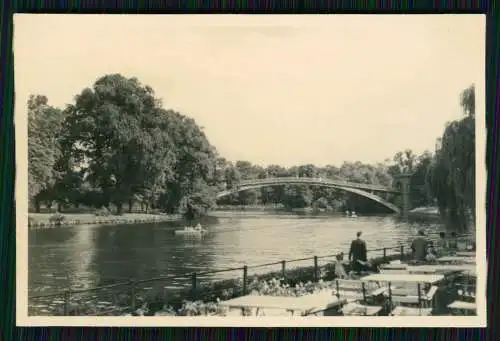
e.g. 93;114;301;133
27;205;441;230
28;74;476;226
28;212;182;229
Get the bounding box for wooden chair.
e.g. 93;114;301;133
389;284;438;309
333;279;386;302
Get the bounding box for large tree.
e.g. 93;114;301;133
27;95;64;212
60;74;176;214
426;84;475;226
159;110;218;214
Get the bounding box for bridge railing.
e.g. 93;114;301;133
235;177;398;193
26;231;473;316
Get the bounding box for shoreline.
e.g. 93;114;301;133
28;212;183;229
27;205;441;230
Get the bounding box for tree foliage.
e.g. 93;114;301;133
28;74;218;219
426;84;475;226
26;76;475;225
27;95;64;211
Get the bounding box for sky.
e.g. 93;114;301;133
14;14;485;168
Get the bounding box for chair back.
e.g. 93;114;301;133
334;279;367;302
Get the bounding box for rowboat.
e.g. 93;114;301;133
174;224;208;235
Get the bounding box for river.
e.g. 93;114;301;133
28;211;473;301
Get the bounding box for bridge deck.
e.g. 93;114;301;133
235;177;398;193
215;177;401;214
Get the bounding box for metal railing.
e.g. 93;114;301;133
28;232;474;316
224;177;399;193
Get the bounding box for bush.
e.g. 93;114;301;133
49;213;66;225
94;207;111;217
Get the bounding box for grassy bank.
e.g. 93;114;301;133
28;212;182;229
215;204;285;211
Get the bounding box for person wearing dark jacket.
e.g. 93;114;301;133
349;231;367;273
411;229;429;262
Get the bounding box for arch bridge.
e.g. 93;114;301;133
215;176;412;215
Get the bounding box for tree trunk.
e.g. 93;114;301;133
35;200;41;213
46;201;53;213
141;202;144;212
128;199;133;213
145;203;149;214
116;202;123;215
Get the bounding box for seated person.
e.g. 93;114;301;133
334;252;348;279
411;230;429;262
425;242;438;262
436;232;448;255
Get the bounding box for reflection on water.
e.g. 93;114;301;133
29;212;470;295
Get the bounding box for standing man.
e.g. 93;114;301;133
436;232;448;256
411;229;428;262
448;232;458;250
348;231;368;274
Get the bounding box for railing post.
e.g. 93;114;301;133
131;281;136;311
400;245;404;261
362;282;367;303
388;282;393;311
281;260;286;280
63;290;70;315
243;266;248;295
383;248;387;262
314;256;318;282
417;283;422;309
191;272;197;291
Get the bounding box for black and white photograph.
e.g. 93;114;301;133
15;14;486;327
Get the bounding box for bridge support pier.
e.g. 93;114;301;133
396;174;412;217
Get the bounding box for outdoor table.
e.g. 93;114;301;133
447;300;477;315
380;263;408;270
340;302;383;316
219;292;346;316
361;273;445;284
455;251;476;257
361;273;444;311
437;256;475;264
407;264;476;275
391;306;432;316
463;268;477;277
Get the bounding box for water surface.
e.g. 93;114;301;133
29;211;464;295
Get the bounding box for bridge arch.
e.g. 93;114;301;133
215;177;401;214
